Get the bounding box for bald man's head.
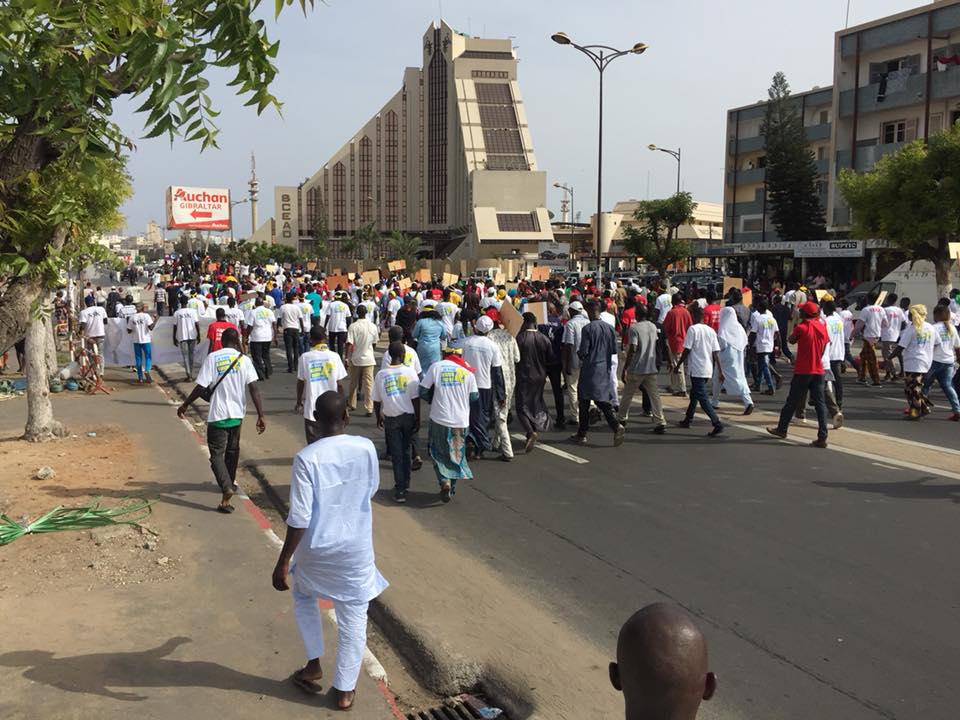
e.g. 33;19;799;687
610;603;715;720
313;391;348;437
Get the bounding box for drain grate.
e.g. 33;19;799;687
405;694;504;720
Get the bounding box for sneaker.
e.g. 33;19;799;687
870;382;883;387
676;419;692;429
641;410;653;418
833;412;844;429
393;490;407;503
652;425;666;435
440;482;451;503
411;456;423;471
707;425;723;437
766;427;787;439
743;404;755;416
568;434;587;445
762;388;775;396
498;454;513;462
613;424;625;447
856;378;868;385
809;438;828;449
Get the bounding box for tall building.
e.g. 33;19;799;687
722;0;960;276
274;20;554;258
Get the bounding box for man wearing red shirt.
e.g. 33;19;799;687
703;289;722;333
663;294;693;397
206;307;238;353
768;301;830;447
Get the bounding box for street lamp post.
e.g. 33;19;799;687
648;144;681;194
551;32;647;288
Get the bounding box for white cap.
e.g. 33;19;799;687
568;300;584;311
475;315;494;333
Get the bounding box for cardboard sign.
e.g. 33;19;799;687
326;274;347;290
525;301;548;325
361;269;380;286
283;262;292;270
723;277;742;298
875;290;888;306
399;277;412;292
499;296;525;337
417;268;432;282
442;272;459;287
388;260;407;272
347;272;356;281
494;272;505;286
306;261;317;271
741;288;753;308
815;289;828;301
531;266;551;282
265;264;277;274
207;262;218;273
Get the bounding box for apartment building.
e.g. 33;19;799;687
271;20;553;259
722;0;960;276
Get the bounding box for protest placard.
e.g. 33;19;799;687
499;297;524;337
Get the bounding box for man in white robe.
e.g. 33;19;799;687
272;391;388;710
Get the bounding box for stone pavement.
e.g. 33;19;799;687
0;375;403;720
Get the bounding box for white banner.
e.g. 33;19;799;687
102;317;214;369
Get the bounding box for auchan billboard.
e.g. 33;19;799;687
166;186;231;231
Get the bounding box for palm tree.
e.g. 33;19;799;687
387;230;423;271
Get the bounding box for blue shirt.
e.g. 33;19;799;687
305;291;322;316
412;317;447;372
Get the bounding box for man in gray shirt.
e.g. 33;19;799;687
561;301;590;426
617;304;666;433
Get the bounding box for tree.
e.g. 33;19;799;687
621;193;696;280
761;72;826;242
387;230;422;271
307;201;329;259
838;122;960;297
0;0;313;355
342;222;381;263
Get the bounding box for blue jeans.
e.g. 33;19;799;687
923;361;960;412
133;342;152;381
685;376;722;429
384;413;415;491
756;351;775;390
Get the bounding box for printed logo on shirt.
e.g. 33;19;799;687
308;359;335;381
255;308;273;320
439;367;469;386
383;372;410;397
914;328;933;346
937;325;955;343
759;317;776;330
214;355;243;374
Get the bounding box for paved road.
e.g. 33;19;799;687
229;342;960;720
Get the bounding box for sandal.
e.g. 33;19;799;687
336;688;356;710
216;504;235;514
291;668;323;694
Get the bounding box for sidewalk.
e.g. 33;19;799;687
0;374;402;720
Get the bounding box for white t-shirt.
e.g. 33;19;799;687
174;307;199;341
436;301;459;337
78;306;107;338
387;297;402;321
898;321;940;374
750;311;778;353
246;305;276;342
655;293;673;324
224;306;245;328
324;300;351;333
126;312;153;344
359;300;378;323
932;322;960;364
420;358;478;428
683;323;720;378
461;335;502;390
882;306;905;342
196;348;259;423
372;365;420;417
297;347;348;421
839;309;855;340
346;319;379;366
860;305;887;340
825;314;845;362
380;344;422;375
279;303;305;330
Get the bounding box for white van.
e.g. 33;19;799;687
845;260;959;310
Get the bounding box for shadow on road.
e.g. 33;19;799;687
813;476;960;503
0;637;328;707
39;481;218;514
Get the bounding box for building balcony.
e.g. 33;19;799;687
729;134;765;155
856;141;905;171
728;167;766;186
726;199;765;216
932;67;960;101
805;122;832;141
815;158;830;174
838;72;927;117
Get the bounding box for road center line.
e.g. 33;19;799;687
511;433;589;464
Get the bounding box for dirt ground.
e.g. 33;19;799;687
0;423;180;597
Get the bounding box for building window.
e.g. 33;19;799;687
384;111;399;228
929;113;943;136
815;180;827;195
819;109;829;125
476;82;528;171
882;120;908;144
461;50;514;60
358;136;372;224
496;213;540;232
332;162;346;233
741;216;763;233
428;29;448;225
817;145;827;161
756;156;767;168
472;70;509;79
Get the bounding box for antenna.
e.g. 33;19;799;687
845;0;851;28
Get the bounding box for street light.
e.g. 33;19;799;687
552;31;648;287
648;144;682;194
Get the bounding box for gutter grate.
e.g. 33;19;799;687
405;694;504;720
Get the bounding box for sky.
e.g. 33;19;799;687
113;0;928;238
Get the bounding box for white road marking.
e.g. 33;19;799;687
511;433;589;464
872;462;898;470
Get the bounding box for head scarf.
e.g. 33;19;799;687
909;304;927;332
718;306;747;352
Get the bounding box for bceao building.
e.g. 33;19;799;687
266;21;555;259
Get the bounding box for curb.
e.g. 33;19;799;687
155;364;539;718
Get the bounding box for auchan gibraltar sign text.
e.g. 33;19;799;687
166;186;231;231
